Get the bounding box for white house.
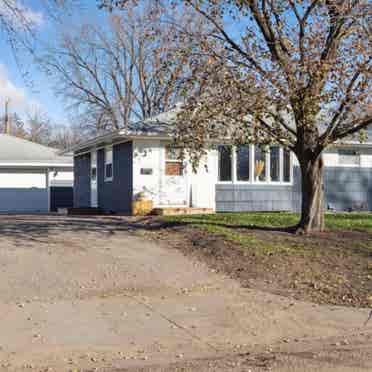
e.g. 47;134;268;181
71;108;372;214
0;134;73;212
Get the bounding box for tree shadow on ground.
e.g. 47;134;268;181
0;214;175;244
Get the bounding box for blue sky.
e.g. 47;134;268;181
0;0;108;125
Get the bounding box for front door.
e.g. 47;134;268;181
159;146;188;206
90;151;98;207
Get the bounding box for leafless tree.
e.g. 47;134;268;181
42;2;203;134
108;0;372;233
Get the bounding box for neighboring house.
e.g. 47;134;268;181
0;134;74;212
71;108;372;214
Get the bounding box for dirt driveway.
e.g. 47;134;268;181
0;215;370;371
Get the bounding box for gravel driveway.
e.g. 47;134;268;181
0;215;370;371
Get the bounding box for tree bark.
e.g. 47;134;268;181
297;155;325;233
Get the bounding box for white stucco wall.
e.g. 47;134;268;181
132;139;162;206
132;139;217;209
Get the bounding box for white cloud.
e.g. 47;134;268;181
0;64;41;116
0;1;44;30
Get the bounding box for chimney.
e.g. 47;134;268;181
4;98;10;135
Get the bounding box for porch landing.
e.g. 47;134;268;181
152;207;214;216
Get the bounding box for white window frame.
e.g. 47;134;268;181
164;145;184;177
104;146;113;182
217;145;234;183
217;144;293;185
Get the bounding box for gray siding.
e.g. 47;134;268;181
98;141;133;213
216;184;297;212
216;166;372;212
324;167;372;211
0;189;48;212
73;153;91;208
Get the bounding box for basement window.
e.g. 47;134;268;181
104;147;113;181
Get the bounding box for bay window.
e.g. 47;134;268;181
218;145;232;181
283;149;291;182
218;144;292;184
270;146;280;182
254;146;266;182
236;146;250;181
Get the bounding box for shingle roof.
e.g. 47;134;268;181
124;107;179;136
0;134;73;166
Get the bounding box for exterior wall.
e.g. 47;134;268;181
324;167;372;211
132;139;163;206
132;139;217;209
216;184;297;212
74;153;91;208
50;171;74;187
97;141;133;213
216;148;372;213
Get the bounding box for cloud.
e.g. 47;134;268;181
0;64;41;115
0;1;44;30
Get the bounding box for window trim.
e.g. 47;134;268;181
165;145;184;176
217;144;293;185
104;146;114;182
217;145;233;183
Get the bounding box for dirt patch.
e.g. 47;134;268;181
142;223;372;308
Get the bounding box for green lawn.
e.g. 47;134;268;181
165;212;372;231
164;212;372;255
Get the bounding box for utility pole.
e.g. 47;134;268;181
4;98;11;135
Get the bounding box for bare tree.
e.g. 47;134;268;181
42;2;202;134
108;0;372;233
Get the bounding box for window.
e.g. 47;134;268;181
338;149;360;166
270;146;280;182
91;152;97;182
91;167;97;182
218;145;232;181
254;146;266;181
165;146;183;176
236;146;250;181
104;147;113;181
283;149;291;182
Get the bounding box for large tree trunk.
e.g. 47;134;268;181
297;155;325;233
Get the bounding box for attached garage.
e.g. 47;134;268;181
0;134;73;213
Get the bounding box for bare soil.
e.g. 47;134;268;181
142;222;372;308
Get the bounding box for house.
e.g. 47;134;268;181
71;108;372;214
0;134;74;212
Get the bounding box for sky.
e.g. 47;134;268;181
0;0;108;125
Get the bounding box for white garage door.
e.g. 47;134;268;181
0;170;48;212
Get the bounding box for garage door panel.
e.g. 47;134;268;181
0;188;48;212
0;172;46;189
